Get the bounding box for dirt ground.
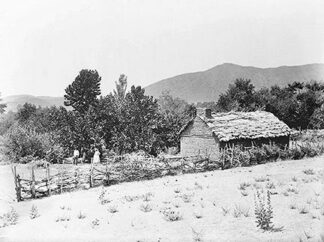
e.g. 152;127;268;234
0;156;323;242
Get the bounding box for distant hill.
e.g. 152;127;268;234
144;63;324;103
1;95;65;112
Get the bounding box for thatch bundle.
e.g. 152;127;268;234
200;111;291;141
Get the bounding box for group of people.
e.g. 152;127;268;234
72;147;101;165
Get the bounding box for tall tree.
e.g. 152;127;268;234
113;74;127;101
64;69;101;113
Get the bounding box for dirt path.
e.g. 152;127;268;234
0;156;323;242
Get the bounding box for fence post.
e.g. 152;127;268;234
105;160;109;186
17;175;22;202
46;165;51;197
74;170;78;188
89;158;93;188
31;166;36;199
60;169;63;194
12;166;22;202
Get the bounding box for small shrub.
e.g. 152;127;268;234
174;188;181;194
77;211;86;219
221;206;230;216
107;205;118;213
233;204;250;218
253;183;262;190
266;182;276;190
140;203;153;213
143;192;154;202
310;212;320;220
303;230;313;240
241;190;249;197
192;228;204;242
291;176;298;182
282;191;289;197
233;205;242;218
289;203;297;210
287;186;299;194
303;169;315;175
98;188;111;205
194;182;203;190
0;207;18;227
238;182;251;190
193;210;203;219
254;177;269;183
91;218;100;228
55;214;70;222
299;206;309;214
181;193;193;203
162;209;182;222
254;190;273;230
124;195;140;202
30;205;40;219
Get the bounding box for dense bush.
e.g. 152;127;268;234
3;123;66;163
219;142;324;169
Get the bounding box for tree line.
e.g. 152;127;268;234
0;71;323;163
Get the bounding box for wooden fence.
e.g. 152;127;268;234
12;155;214;202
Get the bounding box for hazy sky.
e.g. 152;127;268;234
1;0;324;97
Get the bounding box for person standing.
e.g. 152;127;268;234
93;148;100;164
73;149;80;165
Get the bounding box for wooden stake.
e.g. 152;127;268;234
31;166;36;199
46;165;51;196
12;166;21;202
105;159;109;186
17;174;22;202
89;158;93;188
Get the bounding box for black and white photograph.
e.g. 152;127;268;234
0;0;324;241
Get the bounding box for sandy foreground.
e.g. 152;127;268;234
0;156;323;242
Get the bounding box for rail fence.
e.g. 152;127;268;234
12;155;214;202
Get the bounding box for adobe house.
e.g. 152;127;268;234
179;108;291;160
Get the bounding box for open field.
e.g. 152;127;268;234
0;156;324;242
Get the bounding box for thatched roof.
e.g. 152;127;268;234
198;111;291;142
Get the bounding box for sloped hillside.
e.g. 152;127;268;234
2;95;65;112
145;63;324;103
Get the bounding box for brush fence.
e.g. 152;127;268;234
12;155;214;202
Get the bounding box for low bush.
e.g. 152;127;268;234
219;142;324;170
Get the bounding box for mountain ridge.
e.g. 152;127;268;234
144;63;324;103
2;63;324;112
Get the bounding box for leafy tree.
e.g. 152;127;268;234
0;92;6;114
157;90;196;149
216;79;258;111
64;69;101;113
112;85;160;154
309;104;324;129
16;103;37;123
0;111;16;135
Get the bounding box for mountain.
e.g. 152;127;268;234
1;95;65;112
144;63;324;103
